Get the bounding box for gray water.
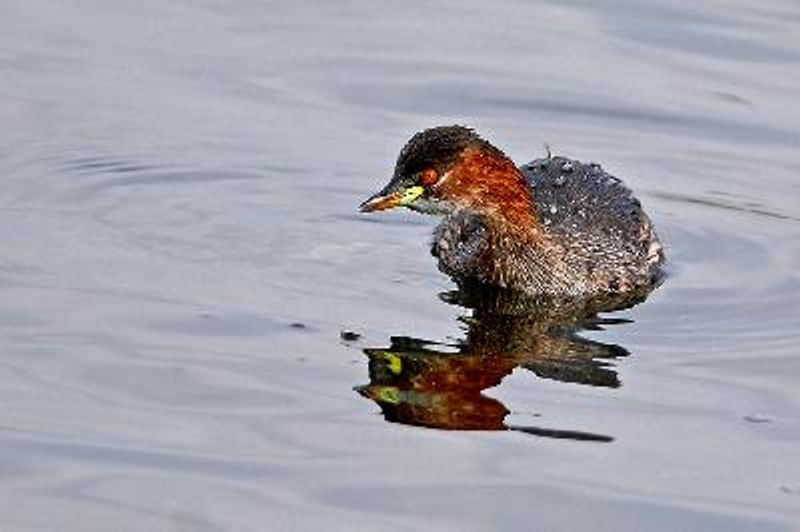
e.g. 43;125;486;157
1;0;800;530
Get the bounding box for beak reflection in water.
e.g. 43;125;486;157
355;284;656;442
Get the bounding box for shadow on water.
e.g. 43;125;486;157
356;283;659;442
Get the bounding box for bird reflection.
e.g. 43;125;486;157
356;283;655;441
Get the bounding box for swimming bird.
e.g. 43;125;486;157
360;126;665;297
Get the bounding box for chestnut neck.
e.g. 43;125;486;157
438;145;539;235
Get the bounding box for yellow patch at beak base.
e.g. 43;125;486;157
398;186;425;207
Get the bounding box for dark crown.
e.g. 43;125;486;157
394;125;493;179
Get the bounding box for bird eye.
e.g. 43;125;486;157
419;168;439;186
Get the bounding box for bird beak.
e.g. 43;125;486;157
360;185;425;213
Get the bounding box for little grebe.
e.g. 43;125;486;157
360;126;665;296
